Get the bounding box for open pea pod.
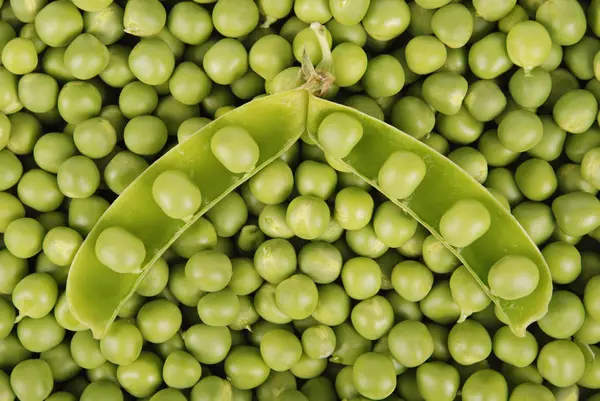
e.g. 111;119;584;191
306;96;552;337
66;89;308;338
67;87;551;339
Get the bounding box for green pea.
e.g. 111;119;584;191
118;296;146;319
12;274;57;322
509;383;555;401
257;329;302;373
362;0;410;41
536;0;586;46
182;324;231;366
416;361;460;401
17;314;65;353
162;350;202;389
285;195;330;240
203;38;248;85
389;260;432;303
438;198;490;248
0;149;21;191
122;0;165;37
487;255;539;302
42;226;82;266
493;326;538;368
248;160;293;205
312;283;350;326
430;4;472;49
116;351;162;398
552;191;600;236
537;340;585;387
506;21;552;72
462;369;508;401
300;377;336;401
256;370;296;401
152;169;202;220
223;259;261;298
582;147;600;190
542;241;582;285
83;3;125;46
10;359;53;401
576;314;600;345
497;109;543;152
57;81;102;124
351;352;396;400
514;201;556;245
388;320;433;368
137;299;182;344
94;43;133;88
169;62;212;106
585;276;600;323
177;117;211;144
334;366;358;400
67;196;108;237
508;68;551;110
420;280;461;324
40;342;81;382
5;217;43;259
63;33;109;80
339;257;380;300
211;125;260;174
316;112;363;159
95;226;146;274
70;330;106;370
167;2;212;45
103;151;149;196
527;115;567;161
196;288;240;327
330;322;371;366
371;202;416;249
468;32;513;79
0;193;25;234
376;150;426;199
390;96;435;140
514;158;558;201
449;265;491;320
225;345;271;390
1;37;37;75
184;250;232;293
464;80;507;123
80;380;123;401
128;37;174;85
553;89;598;134
448;319;491;366
295;241;342;284
18;169;64;214
565;127;600;164
351;295;394;341
30;133;73;175
362;54;405;98
119;82;158;119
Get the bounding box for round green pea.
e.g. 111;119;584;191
378;150;426;199
10;359;53;401
275;274;318;320
341;257;381;300
42;226;82;266
137;299;181;344
493;326;538;368
5;217;45;259
116;351;162;398
537;340;585;387
100;320;143;366
123;0;165;37
128;38;175;85
183;324;232;365
57;81;102;125
64;33;109;80
448;319;492;366
225;345;271;390
211;125;259;174
417;361;460;401
152;169;201;220
312;283;350;326
95;226;146;274
391;260;433;302
462;369;508;401
488;255;539;300
197;288;240;327
352;352;396;400
351;295;394;341
317;112;363;159
449;265;491;320
17;169;64;212
57;155;100;199
439;199;490;248
185;250;232;292
163;350;202;389
388;320;433;368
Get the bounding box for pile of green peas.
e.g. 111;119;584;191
1;0;600;400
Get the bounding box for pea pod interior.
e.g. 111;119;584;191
66;88;551;338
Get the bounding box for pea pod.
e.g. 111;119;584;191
66;89;308;338
67;31;551;339
305;96;551;337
